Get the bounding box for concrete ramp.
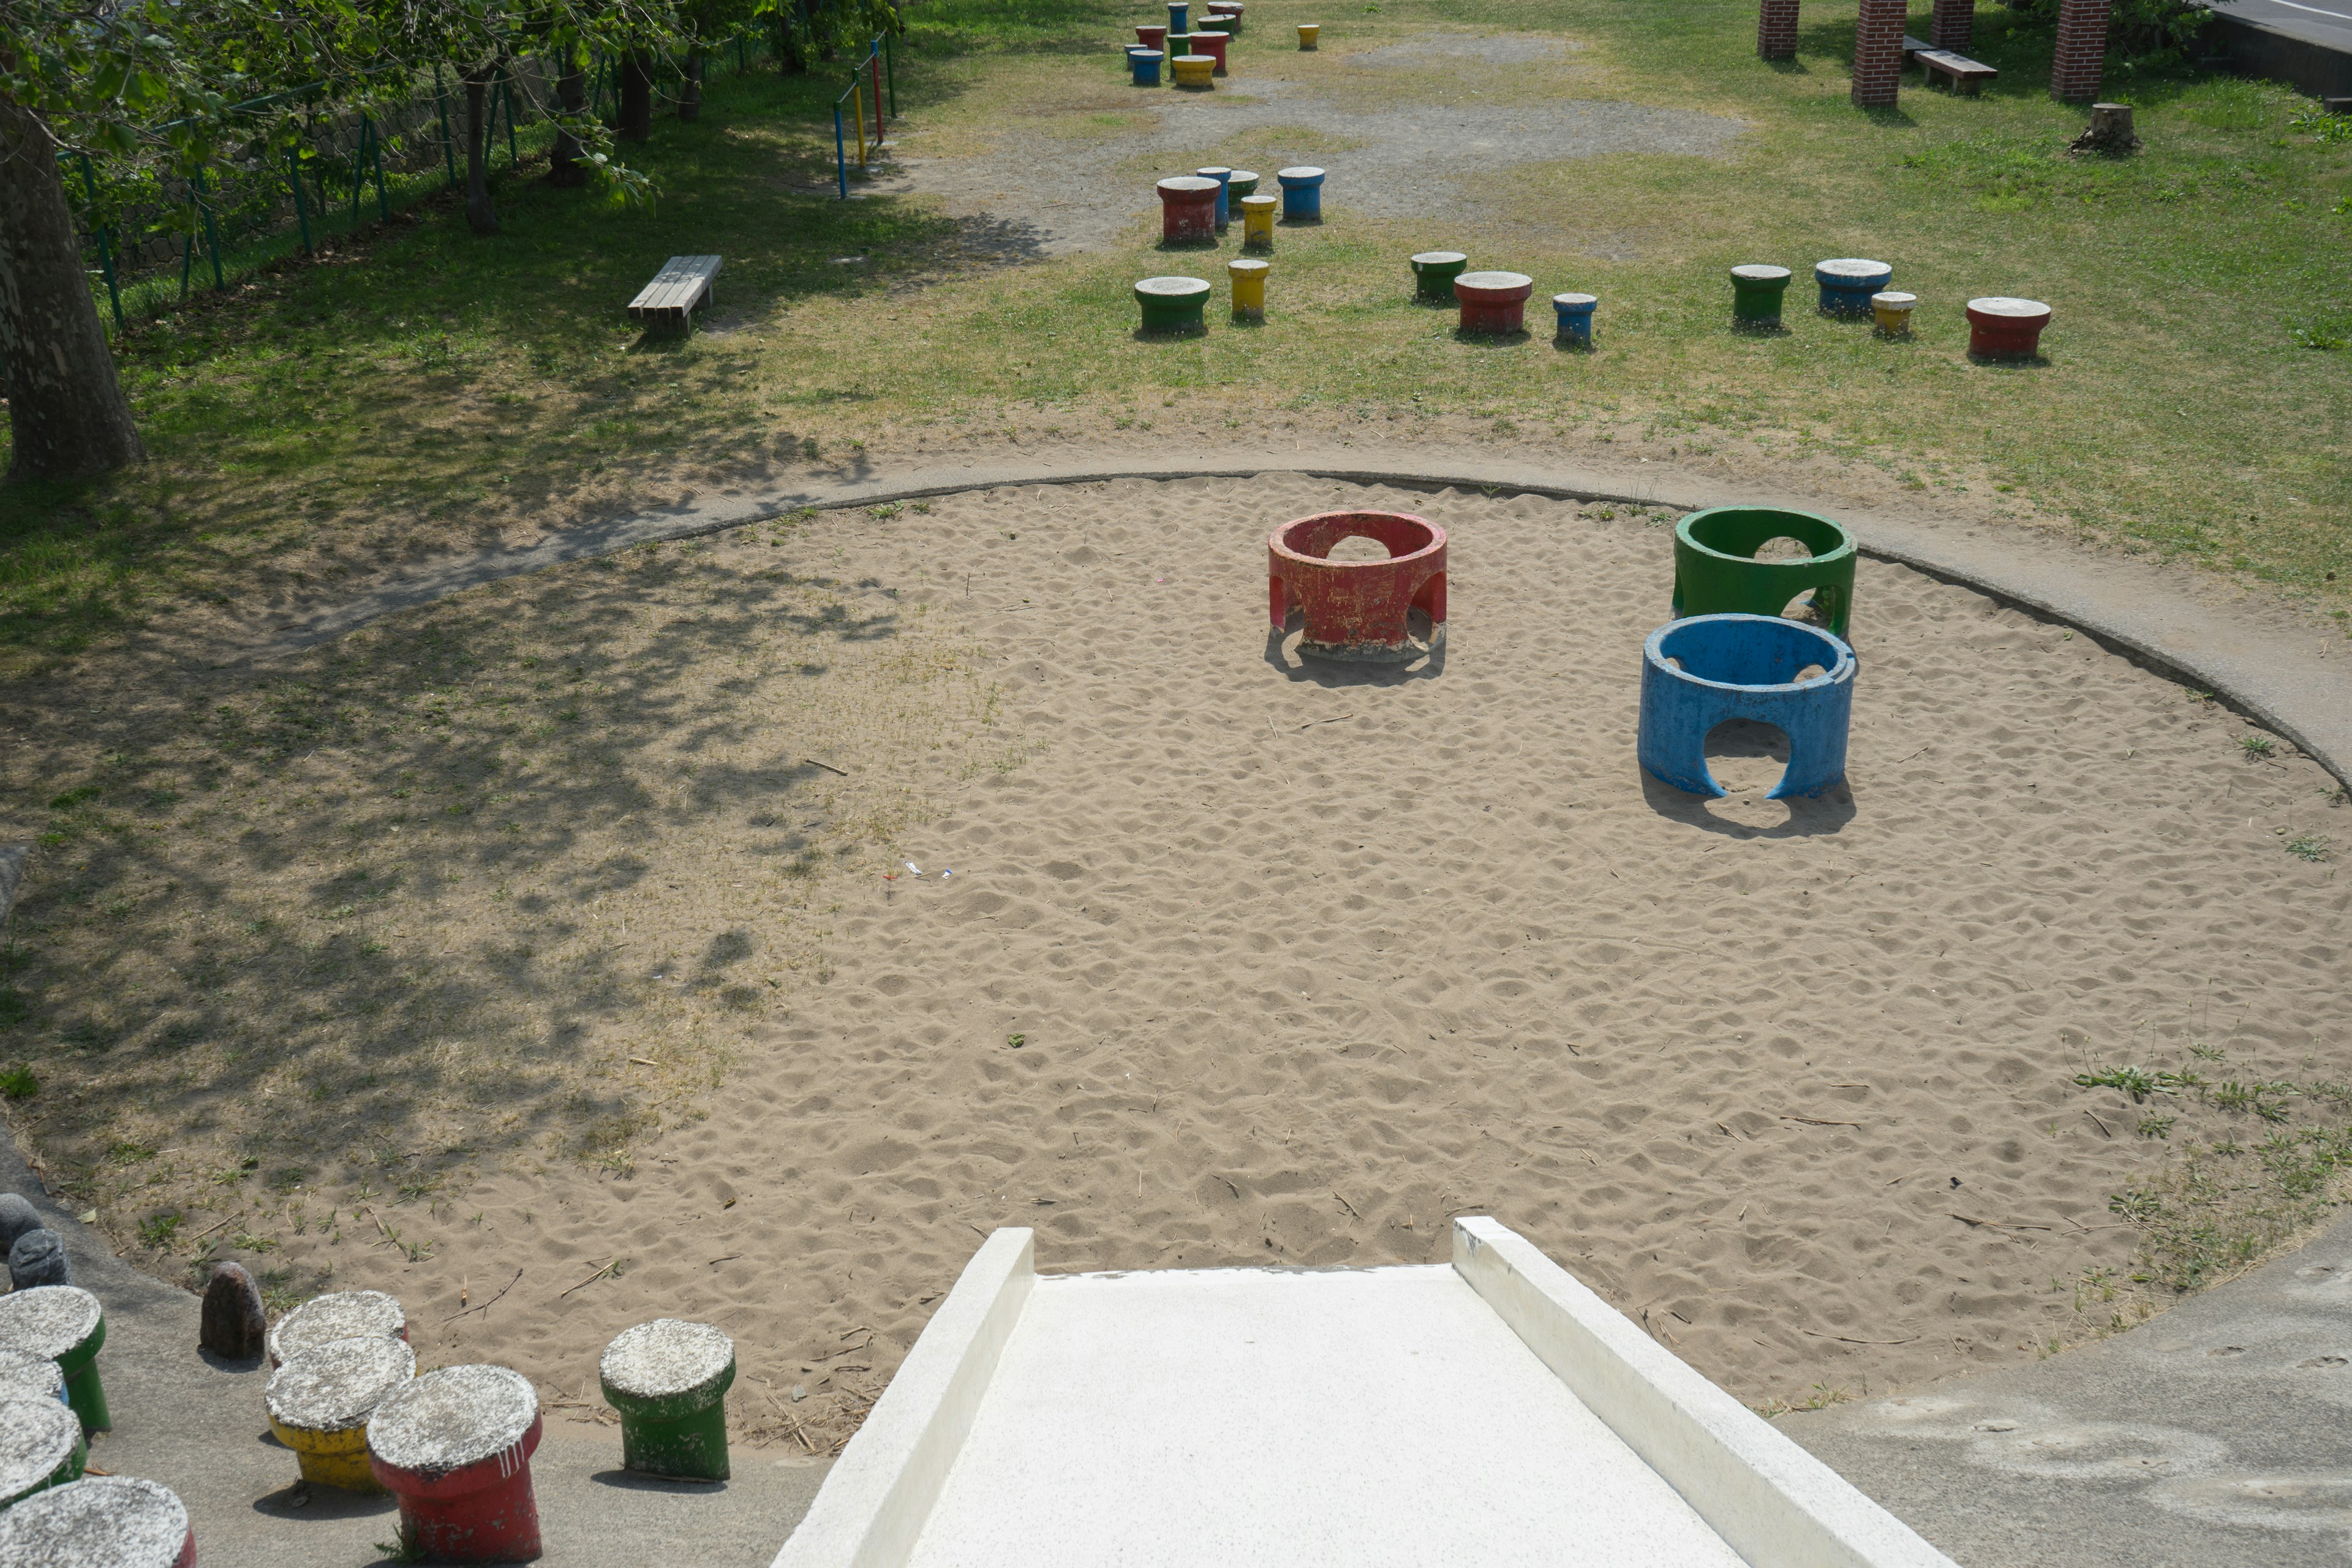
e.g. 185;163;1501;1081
773;1217;1956;1567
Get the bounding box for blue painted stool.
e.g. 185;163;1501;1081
1552;292;1597;345
1169;1;1189;34
1638;614;1855;800
1128;47;1164;84
1195;165;1233;228
1815;258;1892;317
1277;166;1325;222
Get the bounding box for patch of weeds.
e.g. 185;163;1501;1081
2075;1065;2164;1100
2138;1114;2177;1139
256;1268;304;1317
396;1175;443;1202
1006;1033;1026;1049
107;1140;157;1166
2214;1080;2295;1121
2240;734;2277;759
231;1229;278;1253
137;1211;182;1248
374;1532;428;1564
266;1167;308;1193
45;785;100;810
0;1066;40;1100
2285;834;2331;862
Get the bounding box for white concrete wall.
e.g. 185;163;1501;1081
1451;1216;1958;1568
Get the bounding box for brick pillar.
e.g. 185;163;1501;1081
1758;0;1800;59
2051;0;2110;100
1929;0;1974;50
1851;0;1906;107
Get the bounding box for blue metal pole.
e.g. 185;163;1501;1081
834;104;848;198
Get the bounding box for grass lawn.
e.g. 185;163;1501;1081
0;0;2345;679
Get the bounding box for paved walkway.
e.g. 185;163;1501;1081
1784;1210;2352;1567
248;448;2352;791
0;1136;826;1567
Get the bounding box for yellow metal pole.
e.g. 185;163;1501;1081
853;81;867;165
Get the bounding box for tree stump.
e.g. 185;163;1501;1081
9;1230;71;1289
200;1262;268;1360
2071;102;2141;155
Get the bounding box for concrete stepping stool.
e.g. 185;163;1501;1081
1672;504;1856;637
0;1476;194;1566
266;1335;416;1493
1191;28;1230;72
1552;292;1597;345
368;1364;544;1562
0;1194;42;1257
1239;194;1278;251
9;1229;71;1289
0;1348;68;1408
1205;1;1243;32
1268;510;1448;662
1814;257;1892;316
1276;166;1324;221
1640;615;1856;799
1170;52;1215;88
1729;263;1792;328
1135;276;1212;334
1453;271;1534;334
1156;176;1219;243
1194;165;1233;227
1226;170;1260;211
1871;290;1915;336
1128;46;1163;85
1298;21;1319;46
1966;296;2051;359
600;1319;736;1480
0;1287;108;1435
1167;0;1188;31
268;1287;407;1369
1229;258;1270;321
1411;251;1468;303
1135;22;1168;48
0;1396;86;1509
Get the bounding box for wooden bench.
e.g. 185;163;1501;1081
1901;32;1929;62
628;254;722;334
1916;48;1997;94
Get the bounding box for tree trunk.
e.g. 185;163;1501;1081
548;48;589;187
680;49;703;122
0;95;144;481
777;18;806;74
617;50;653;141
461;67;498;233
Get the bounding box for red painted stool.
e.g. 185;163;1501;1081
1268;510;1448;661
1453;271;1534;334
1136;21;1168;47
267;1287;407;1368
368;1365;544;1562
1157;176;1219;245
0;1476;195;1566
1964;296;2051;360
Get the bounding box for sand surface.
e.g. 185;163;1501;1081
8;475;2350;1452
219;473;2345;1442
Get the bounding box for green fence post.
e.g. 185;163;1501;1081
75;153;124;331
193;168;225;290
435;64;459;188
287;147;314;254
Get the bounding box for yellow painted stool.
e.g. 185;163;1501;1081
266;1336;415;1491
1239;194;1278;252
1297;22;1320;47
1171;53;1215;88
1229;258;1270;322
1871;290;1916;336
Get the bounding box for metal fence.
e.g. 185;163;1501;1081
72;37;769;330
832;34;899;198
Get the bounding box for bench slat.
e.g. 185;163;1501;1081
627;255;723;329
1917;48;1997;75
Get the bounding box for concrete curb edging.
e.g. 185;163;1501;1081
1453;1217;1956;1568
771;1227;1034;1568
252;453;2352;796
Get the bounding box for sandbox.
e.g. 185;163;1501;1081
20;476;2348;1456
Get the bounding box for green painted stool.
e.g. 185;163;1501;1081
1135;276;1212;334
0;1288;107;1435
600;1320;736;1480
1671;505;1857;637
0;1397;86;1510
1730;264;1792;328
1411;251;1468;303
